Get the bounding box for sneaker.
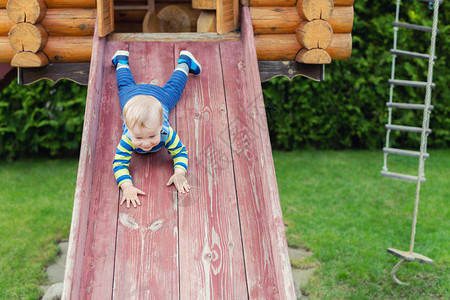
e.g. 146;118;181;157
111;50;129;67
177;51;202;75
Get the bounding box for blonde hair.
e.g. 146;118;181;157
123;95;163;130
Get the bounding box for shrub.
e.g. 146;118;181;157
0;80;87;159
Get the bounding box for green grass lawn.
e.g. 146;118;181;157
0;159;78;300
274;150;449;299
0;151;448;299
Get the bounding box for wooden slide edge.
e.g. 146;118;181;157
62;20;106;300
241;7;296;299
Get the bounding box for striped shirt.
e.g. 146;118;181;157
113;126;188;187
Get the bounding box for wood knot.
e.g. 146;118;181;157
203;252;213;261
78;24;88;31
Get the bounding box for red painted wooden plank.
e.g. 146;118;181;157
112;42;180;299
78;41;127;299
175;42;248;298
219;40;284;298
240;7;296;299
63;25;107;300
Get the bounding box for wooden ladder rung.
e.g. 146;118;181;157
380;171;426;183
383;147;429;158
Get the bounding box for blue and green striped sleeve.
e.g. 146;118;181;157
165;126;188;172
113;134;135;187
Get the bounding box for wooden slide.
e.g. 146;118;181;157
63;8;295;299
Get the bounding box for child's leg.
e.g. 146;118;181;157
160;64;189;112
112;50;137;109
116;65;136;92
112;51;135;91
161;51;202;112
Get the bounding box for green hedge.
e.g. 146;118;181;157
0;80;87;159
262;0;450;150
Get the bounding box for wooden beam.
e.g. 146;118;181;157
114;5;150;10
43;36;93;63
250;6;300;34
197;10;216;33
255;34;351;61
1;36;93;64
41;8;96;36
97;0;114;37
254;34;299;60
258;60;324;82
2;0;101;8
295;48;331;64
251;6;353;34
295;20;332;50
217;0;235;34
249;0;296;6
116;0;147;3
0;36;15;63
0;9;14;36
334;0;354;5
325;32;352;59
193;0;216;9
107;32;240;42
249;0;353;6
328;5;353;33
116;0;191;3
40;0;96;8
18;63;89;85
296;0;334;21
11;51;49;67
9;23;48;53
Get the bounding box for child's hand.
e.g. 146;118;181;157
120;182;145;208
166;168;190;194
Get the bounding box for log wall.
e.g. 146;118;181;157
250;0;353;63
0;0;354;66
1;0;95;66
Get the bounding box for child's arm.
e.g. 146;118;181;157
113;135;145;208
165;127;190;193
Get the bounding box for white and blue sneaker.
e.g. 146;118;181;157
177;51;202;75
111;50;129;67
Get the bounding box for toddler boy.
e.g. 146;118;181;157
112;49;201;208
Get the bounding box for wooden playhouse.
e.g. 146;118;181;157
0;0;353;83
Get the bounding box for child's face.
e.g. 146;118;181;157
128;118;163;151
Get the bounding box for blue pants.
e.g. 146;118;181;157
116;66;188;114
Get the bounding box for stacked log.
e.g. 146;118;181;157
250;0;353;63
0;0;94;66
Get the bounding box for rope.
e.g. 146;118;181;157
410;0;440;254
383;0;402;172
391;259;410;286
